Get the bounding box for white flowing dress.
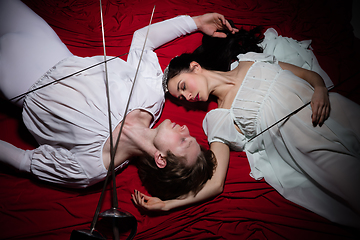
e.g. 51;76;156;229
231;28;333;89
203;52;360;228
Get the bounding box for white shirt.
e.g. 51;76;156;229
22;15;198;187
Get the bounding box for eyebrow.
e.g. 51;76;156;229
177;80;180;92
186;139;193;149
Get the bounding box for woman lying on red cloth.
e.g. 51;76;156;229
136;23;360;229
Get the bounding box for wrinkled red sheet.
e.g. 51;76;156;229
1;0;359;239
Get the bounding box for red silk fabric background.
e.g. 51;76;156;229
0;0;359;239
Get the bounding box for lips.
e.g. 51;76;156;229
194;93;199;101
172;122;181;129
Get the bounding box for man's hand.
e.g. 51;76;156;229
193;13;238;38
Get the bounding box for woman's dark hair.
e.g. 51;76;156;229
136;146;216;200
163;26;264;90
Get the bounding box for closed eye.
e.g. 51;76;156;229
181;82;186;91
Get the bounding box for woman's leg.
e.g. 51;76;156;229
0;0;73;106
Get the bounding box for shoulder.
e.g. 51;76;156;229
203;108;246;151
126;109;153;126
204;108;230;120
238;52;277;63
231;52;278;70
203;109;231;135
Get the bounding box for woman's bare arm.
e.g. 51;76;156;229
132;141;230;211
279;62;330;126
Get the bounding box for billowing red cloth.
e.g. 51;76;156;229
1;0;359;239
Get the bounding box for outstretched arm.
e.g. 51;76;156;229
127;12;237;76
132;141;230;211
279;62;330;127
130;13;237;52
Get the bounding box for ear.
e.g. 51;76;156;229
154;150;167;168
190;61;201;72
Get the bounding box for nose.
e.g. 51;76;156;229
180;125;190;134
186;93;192;101
182;91;192;101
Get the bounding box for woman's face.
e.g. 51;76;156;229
167;71;209;102
154;119;201;166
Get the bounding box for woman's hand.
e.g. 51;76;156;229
132;190;167;211
192;13;238;38
311;86;330;127
278;62;330;127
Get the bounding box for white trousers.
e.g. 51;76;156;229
0;0;73;106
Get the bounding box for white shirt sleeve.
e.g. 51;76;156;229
127;15;197;70
129;15;197;52
203;109;247;152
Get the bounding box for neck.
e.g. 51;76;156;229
122;124;157;156
205;68;238;102
119;110;158;157
103;110;157;169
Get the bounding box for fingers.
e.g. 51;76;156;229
212;31;228;38
311;102;320;126
132;189;147;208
319;104;330;126
223;19;238;34
311;102;330;127
310;87;330;127
212;20;238;38
217;13;238;34
217;14;226;26
317;106;326;127
196;13;238;38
